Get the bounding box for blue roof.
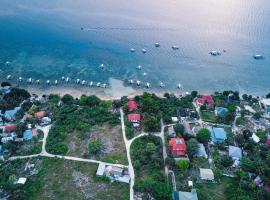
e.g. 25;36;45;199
23;129;33;140
0;145;3;155
211;127;227;142
216;107;228;117
196;143;207;158
4;107;20;120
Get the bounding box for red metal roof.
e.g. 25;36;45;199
5;124;17;133
196;95;214;105
128;114;141;121
34;111;46;118
128;100;138;112
169;138;186;155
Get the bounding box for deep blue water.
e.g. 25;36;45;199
0;0;270;95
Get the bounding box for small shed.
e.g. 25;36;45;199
17;177;27;184
200;168;214;181
196;143;208;158
215;107;228;117
4;107;20;121
23;129;33;140
252;133;260;143
211;127;227;143
229;146;242;160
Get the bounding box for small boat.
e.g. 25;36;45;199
172;46;179;50
89;81;93;87
65;77;69;83
129;79;134;84
96;82;101;87
36;80;40;84
27;78;33;84
177;84;182;89
6;75;11;80
46;80;50;85
102;83;107;88
136;65;142;70
136;80;141;86
253;55;264;60
99;64;105;69
18;77;23;82
143;72;147;76
155;43;160;47
61;76;65;81
76;79;80;84
81;80;86;85
81;27;84;31
55;80;58;85
5;61;10;65
141;49;147;54
160;82;165;87
209;51;221;56
146;82;150;88
130;48;136;53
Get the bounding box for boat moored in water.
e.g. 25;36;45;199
155;43;160;47
130;48;136;53
253;55;264;60
141;49;147;54
160;82;165;87
172;46;179;50
146;82;150;88
209;51;221;56
6;75;11;80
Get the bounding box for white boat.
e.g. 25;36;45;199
5;61;10;65
136;80;141;86
136;65;142;70
76;79;80;84
99;64;105;69
155;43;160;47
160;82;165;87
18;77;23;82
27;78;33;84
253;55;264;60
6;75;11;80
130;48;136;53
209;51;221;56
65;77;69;83
61;76;65;81
146;82;150;88
102;83;107;88
36;80;40;84
55;80;58;85
96;82;101;87
141;49;147;54
89;81;93;87
81;80;86;85
46;80;50;85
129;79;134;84
177;84;182;89
172;46;179;50
143;72;147;76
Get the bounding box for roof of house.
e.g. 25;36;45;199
34;111;46;118
229;146;242;159
4;107;20;120
211;127;227;142
169;138;186;155
173;189;198;200
200;168;214;180
23;129;33;140
127;100;138;111
168;126;176;136
196;143;208;158
32;128;39;137
183;120;191;134
196;95;214;105
252;133;260;143
17;177;27;184
96;163;106;176
5;124;17;132
128;114;141;121
215;107;228;117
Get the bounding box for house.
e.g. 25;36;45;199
96;163;106;176
4;124;17;133
200;168;214;181
196;143;208;158
169;138;187;156
32;128;39;137
244;105;256;114
179;108;187;118
38;117;52;126
168;126;176;137
260;98;270;114
215;107;228;117
16;177;27;185
210;127;227;143
171;117;178;122
127;100;138;112
183;120;192;135
251;133;260;143
229;146;242;160
4;107;20;121
190;111;199;119
196;95;214;106
106;166;124;177
23;129;33;140
1;133;16;143
128;114;141;122
172;189;198;200
34;111;46;118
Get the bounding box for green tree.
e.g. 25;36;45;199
146;142;156;154
1;81;11;87
187;138;199;159
61;94;74;104
256;130;266;140
174;124;184;136
88;139;102;155
196;128;211;144
177;160;189;170
191;91;198;98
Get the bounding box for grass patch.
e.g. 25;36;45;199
200;111;217;123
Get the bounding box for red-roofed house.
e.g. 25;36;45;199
196;95;214;105
128;100;138;112
34;111;46;118
169;138;187;156
32;128;39;137
128;114;141;122
4;124;17;133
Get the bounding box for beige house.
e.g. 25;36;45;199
199;168;214;181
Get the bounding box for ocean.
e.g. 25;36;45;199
0;0;270;95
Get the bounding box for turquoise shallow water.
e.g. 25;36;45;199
0;0;270;95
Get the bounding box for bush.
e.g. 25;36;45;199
177;160;189;170
196;128;211;144
174;124;184;136
88;139;102;155
61;94;74;104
